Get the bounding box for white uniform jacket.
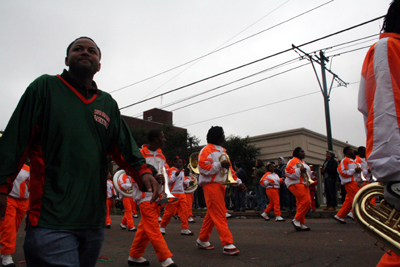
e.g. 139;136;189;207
260;172;281;189
285;157;312;188
169;167;189;194
198;143;242;186
358;32;400;182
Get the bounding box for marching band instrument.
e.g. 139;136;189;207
156;162;179;205
296;162;314;186
219;153;237;185
113;170;134;198
185;152;199;194
353;183;400;255
357;163;367;184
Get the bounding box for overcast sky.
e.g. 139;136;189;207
0;0;391;147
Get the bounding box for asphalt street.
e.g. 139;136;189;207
12;214;385;267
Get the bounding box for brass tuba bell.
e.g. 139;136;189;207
352;183;400;255
185;152;199;194
219;153;237;185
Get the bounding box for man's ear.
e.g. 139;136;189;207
65;57;69;67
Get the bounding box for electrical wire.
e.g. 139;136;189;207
110;0;334;94
119;16;384;111
181;82;360;127
136;0;292;101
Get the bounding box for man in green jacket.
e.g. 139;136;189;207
0;37;160;267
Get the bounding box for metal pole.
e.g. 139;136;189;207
320;50;333;150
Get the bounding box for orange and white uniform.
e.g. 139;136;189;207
260;172;283;216
105;179;116;226
0;164;30;255
140;144;168;217
197;144;242;248
358;32;400;184
336;157;360;219
160;167;190;230
128;176;173;263
358;32;400;264
118;173;136;229
285;157;312;225
184;175;195;219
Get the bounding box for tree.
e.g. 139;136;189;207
224;135;259;188
129;125;200;166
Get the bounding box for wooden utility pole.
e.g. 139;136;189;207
292;45;347;151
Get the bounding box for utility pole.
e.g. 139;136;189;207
292;45;347;151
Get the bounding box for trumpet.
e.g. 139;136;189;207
185;153;199;194
353;183;400;255
219;153;237;185
296;162;313;186
156;162;178;205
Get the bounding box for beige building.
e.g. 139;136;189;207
248;128;358;205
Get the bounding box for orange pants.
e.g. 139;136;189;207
129;201;173;262
288;183;311;224
376;251;400;267
0;197;29;254
122;198;135;229
264;188;281;216
105;198;113;226
185;193;194;217
160;193;188;229
337;182;359;218
132;200;138;215
198;183;234;246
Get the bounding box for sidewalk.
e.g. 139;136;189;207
192;206;341;219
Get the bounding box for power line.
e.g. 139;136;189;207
130;34;379;119
181;82;360;128
135;0;292;102
119;15;384;111
171;63;309;112
128;57;301;118
110;0;334;94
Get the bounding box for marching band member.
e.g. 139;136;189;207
358;1;400;264
140;129;168;222
285;147;313;231
333;147;361;224
105;172;116;228
160;157;193;236
118;173;136;231
184;168;196;223
260;163;285;222
196;126;246;256
0;163;30;267
127;170;177;267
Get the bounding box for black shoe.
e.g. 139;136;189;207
166;264;178;267
105;224;111;229
128;260;150;266
300;226;311;231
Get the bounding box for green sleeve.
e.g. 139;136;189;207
0;78;44;186
108;100;147;172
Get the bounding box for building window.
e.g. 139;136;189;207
148;116;152;121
